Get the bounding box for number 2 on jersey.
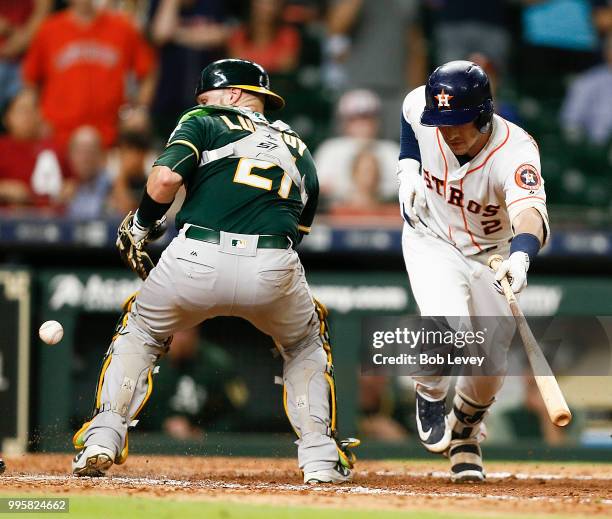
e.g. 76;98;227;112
233;158;292;199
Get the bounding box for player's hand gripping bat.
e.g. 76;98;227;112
488;254;572;427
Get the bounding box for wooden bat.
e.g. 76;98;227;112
488;254;572;427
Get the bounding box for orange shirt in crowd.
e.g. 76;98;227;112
22;10;155;149
228;26;301;73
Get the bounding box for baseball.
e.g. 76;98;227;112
39;320;64;345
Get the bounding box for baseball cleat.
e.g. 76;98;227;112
304;462;353;484
416;391;451;453
72;445;115;477
448;439;485;483
0;459;5;475
73;420;129;466
304;437;359;484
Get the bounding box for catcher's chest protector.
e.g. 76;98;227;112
199;117;308;205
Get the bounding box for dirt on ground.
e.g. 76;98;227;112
0;454;611;517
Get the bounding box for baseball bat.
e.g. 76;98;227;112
488;254;572;427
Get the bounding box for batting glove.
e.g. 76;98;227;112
494;252;530;294
397;158;427;226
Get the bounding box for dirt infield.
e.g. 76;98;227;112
0;454;611;516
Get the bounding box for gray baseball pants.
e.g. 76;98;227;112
82;225;339;473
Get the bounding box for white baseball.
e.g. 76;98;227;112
39;320;64;345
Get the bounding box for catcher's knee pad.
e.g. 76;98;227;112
448;388;493;441
73;292;169;462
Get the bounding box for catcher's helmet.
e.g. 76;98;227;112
195;58;285;110
420;60;494;133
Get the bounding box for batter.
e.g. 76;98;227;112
398;60;549;482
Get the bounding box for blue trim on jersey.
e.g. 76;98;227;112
399;113;421;162
510;233;541;262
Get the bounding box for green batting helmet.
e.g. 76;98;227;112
195;59;285;110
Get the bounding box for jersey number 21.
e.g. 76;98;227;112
233;158;292;199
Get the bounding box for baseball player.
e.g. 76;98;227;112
71;59;358;483
398;61;549;481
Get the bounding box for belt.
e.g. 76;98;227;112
185;225;290;249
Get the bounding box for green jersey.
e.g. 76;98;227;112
154;105;319;244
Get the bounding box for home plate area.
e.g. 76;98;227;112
0;454;610;516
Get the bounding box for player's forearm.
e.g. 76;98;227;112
147;166;182;203
134;166;182;227
504;207;546;277
512;207;544;244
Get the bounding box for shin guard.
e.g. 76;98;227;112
73;293;170;463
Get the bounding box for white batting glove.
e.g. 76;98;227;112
397;158;427;226
494;252;530;294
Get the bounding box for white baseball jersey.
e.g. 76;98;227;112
402;86;549;257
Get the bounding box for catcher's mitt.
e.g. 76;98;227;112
116;212;167;280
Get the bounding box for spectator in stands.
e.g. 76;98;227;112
323;0;426;139
107;130;153;215
314;89;400;208
560;33;612;144
423;0;511;73
66;126;112;219
593;0;612;35
149;0;229;138
518;0;601;96
0;90;68;210
228;0;302;73
0;0;51;109
22;0;157;150
330;146;397;216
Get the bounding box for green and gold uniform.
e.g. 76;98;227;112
154;105;318;244
74;104;348;481
73;58;355;484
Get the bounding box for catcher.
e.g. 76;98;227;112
72;59;358;483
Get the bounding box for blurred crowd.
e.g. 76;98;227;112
1;0;612;219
